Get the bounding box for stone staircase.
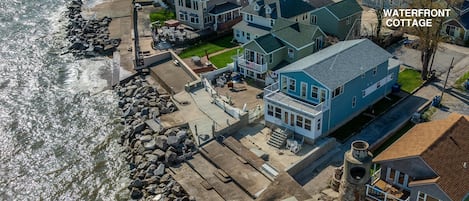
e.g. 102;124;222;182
267;127;292;149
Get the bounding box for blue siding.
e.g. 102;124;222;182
328;61;398;131
279;71;329;105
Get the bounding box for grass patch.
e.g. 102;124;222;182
330;114;373;142
398;68;423;93
209;48;243;68
178;36;237;59
454;71;469;91
421;106;437;121
372;121;415;156
149;9;175;23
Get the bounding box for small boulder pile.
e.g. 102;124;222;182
65;0;120;57
115;76;196;200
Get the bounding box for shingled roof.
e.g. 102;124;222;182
277;39;393;89
374;113;469;201
325;0;362;20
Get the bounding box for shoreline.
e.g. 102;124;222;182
69;1;198;200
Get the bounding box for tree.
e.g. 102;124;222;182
409;0;461;80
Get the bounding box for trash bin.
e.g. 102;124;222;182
432;96;441;107
392;83;401;93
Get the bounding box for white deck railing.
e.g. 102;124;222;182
234;56;268;73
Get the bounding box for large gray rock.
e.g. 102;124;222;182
155;136;168;151
176;130;187;143
144;140;157;150
133;122;146;134
146;154;158;163
130;188;143;200
153;149;165;159
167;136;179;147
140;135;153;142
165;150;177;164
154;163;165;176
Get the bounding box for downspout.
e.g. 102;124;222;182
327;89;331;136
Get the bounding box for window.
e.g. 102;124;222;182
236;30;240;37
304;118;311;131
332;85;344;99
281;76;287;91
317;118;321;130
361;72;365;78
311;86;318;99
296;115;303;127
289;78;296;91
301;82;307;98
377;81;381;88
311;15;317;24
352;96;356;108
178;0;183;6
284;111;289;124
446;25;457;36
267;104;273;116
288;48;294;58
242;31;245;36
179;13;185;21
362;90;366;97
247;33;251;40
388;168;396;182
269;54;273;63
290;114;295;126
346;16;351;25
266;7;272;14
315;36;323;51
319;89;326;103
373;67;377;76
185;0;191;8
247;70;254;77
270;19;274;26
274;107;281;119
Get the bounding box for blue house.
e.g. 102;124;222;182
263;39;400;142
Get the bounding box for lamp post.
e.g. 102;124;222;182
440;57;454;101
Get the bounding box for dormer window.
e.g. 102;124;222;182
254;4;260;11
266;7;271;14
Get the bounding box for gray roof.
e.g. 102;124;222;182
277;39;393;89
254;34;285;53
232;21;270;36
208;2;241;15
326;0;362;20
271;19;320;49
242;0;314;19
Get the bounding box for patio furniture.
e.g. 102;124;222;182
192;56;202;66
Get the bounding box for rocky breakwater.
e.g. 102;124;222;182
115;75;196;201
65;0;121;57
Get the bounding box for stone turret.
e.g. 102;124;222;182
338;140;373;201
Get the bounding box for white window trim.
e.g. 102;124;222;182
311;85;319;99
289;78;296;92
300;82;307;98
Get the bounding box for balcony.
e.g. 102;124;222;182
234;55;268;73
264;82;324;116
366;168;410;201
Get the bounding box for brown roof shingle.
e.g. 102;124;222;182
374;113;469;201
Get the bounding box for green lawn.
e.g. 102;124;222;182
398;68;423;93
149;9;175;23
454;71;469;91
209;48;243;68
178;36;237;59
372;121;415;156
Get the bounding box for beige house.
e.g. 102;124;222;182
368;113;469;201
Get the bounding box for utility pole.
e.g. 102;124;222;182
440;57;454;100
